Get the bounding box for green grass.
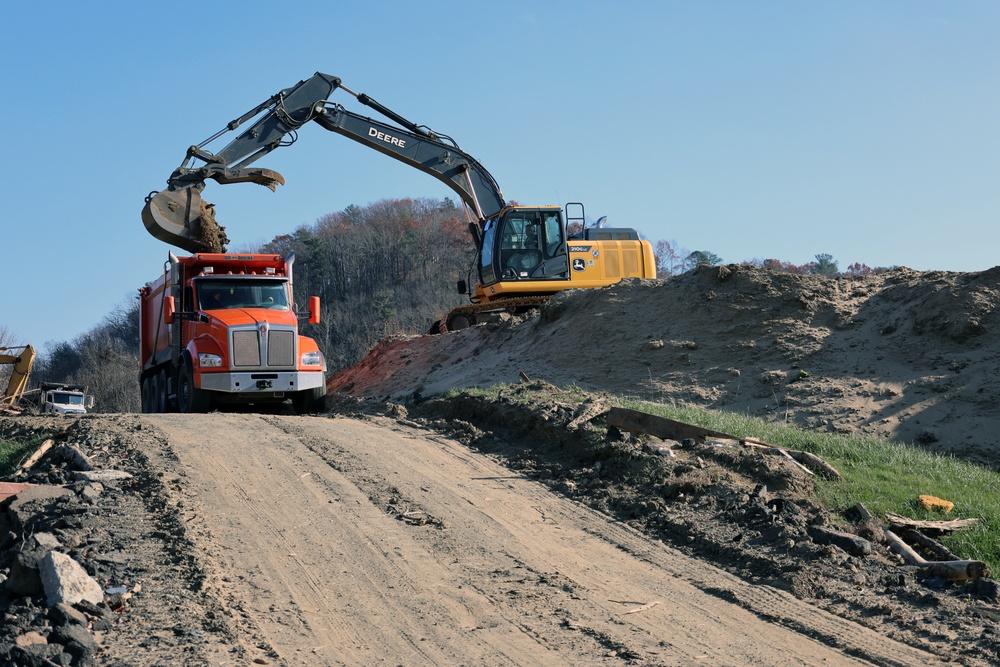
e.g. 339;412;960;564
0;433;51;478
625;399;1000;571
445;385;1000;571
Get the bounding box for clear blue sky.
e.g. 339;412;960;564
2;1;998;354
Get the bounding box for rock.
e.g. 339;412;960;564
5;541;49;597
5;485;75;529
973;577;999;601
78;482;104;503
9;642;67;667
50;623;98;664
807;525;872;557
50;602;88;626
39;551;104;607
14;631;47;647
33;531;61;550
72;469;132;483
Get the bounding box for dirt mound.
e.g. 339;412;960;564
329;265;1000;467
400;382;1000;665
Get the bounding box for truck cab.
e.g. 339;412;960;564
139;253;327;414
40;383;94;415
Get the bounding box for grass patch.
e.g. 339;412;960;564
439;386;1000;571
626;399;1000;571
453;383;593;405
0;433;50;478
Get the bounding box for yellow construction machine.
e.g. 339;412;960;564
0;344;36;406
142;72;657;332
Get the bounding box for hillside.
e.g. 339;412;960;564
330;264;1000;468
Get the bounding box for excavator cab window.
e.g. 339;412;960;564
478;209;570;284
499;212;543;278
541;212;563;259
479;218;499;285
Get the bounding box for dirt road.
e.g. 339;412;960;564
124;413;939;666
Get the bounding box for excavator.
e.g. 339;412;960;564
142;72;656;331
0;344;36;406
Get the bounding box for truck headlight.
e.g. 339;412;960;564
198;353;223;368
301;351;323;367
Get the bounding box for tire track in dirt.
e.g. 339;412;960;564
140;413;943;666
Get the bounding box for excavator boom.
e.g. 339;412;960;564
142;72;505;253
1;344;36;405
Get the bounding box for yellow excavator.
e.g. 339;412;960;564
142;72;656;331
0;344;36;406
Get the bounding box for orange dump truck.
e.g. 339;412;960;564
139;252;326;413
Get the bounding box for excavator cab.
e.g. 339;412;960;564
479;206;568;286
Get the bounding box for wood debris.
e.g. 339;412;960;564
884;512;979;536
606;408;842;479
854;503;989;582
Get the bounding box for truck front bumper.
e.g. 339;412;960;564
199;370;325;394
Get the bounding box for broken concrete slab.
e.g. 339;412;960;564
72;470;132;483
39;550;104;607
0;481;34;503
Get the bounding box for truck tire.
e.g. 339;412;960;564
157;370;169;413
177;363;212;413
292;376;327;414
149;374;161;413
141;377;154;413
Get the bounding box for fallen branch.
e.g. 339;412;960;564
16;439;55;475
884;512;980;536
607;408;842;479
624;600;661;615
52;444;94;471
901;528;960;562
854;503;990;582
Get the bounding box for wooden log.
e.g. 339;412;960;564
607;408;842;479
884;512;979;536
52;444;94;471
16;439;55;475
902;528;960;562
923;560;991;581
855;504;989;581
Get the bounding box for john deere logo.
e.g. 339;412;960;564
572;258;586;271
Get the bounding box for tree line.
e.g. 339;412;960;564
653;240;888;278
8;196;880;412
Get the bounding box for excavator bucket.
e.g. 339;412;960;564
142;168;286;254
142;187;229;254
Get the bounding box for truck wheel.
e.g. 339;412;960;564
157;370;169;413
177;363;212;413
149;374;161;413
292;376;327;414
141;377;154;413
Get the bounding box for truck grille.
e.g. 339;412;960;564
231;327;296;368
267;330;295;366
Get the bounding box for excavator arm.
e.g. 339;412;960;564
0;344;35;405
142;72;506;254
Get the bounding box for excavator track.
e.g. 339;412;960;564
439;296;552;333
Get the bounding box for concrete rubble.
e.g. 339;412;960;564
1;438;125;667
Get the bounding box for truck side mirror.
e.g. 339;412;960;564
86;396;95;409
308;296;321;325
457;280;467;294
164;296;176;325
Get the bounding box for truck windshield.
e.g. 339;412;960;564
53;392;83;405
198;280;290;311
